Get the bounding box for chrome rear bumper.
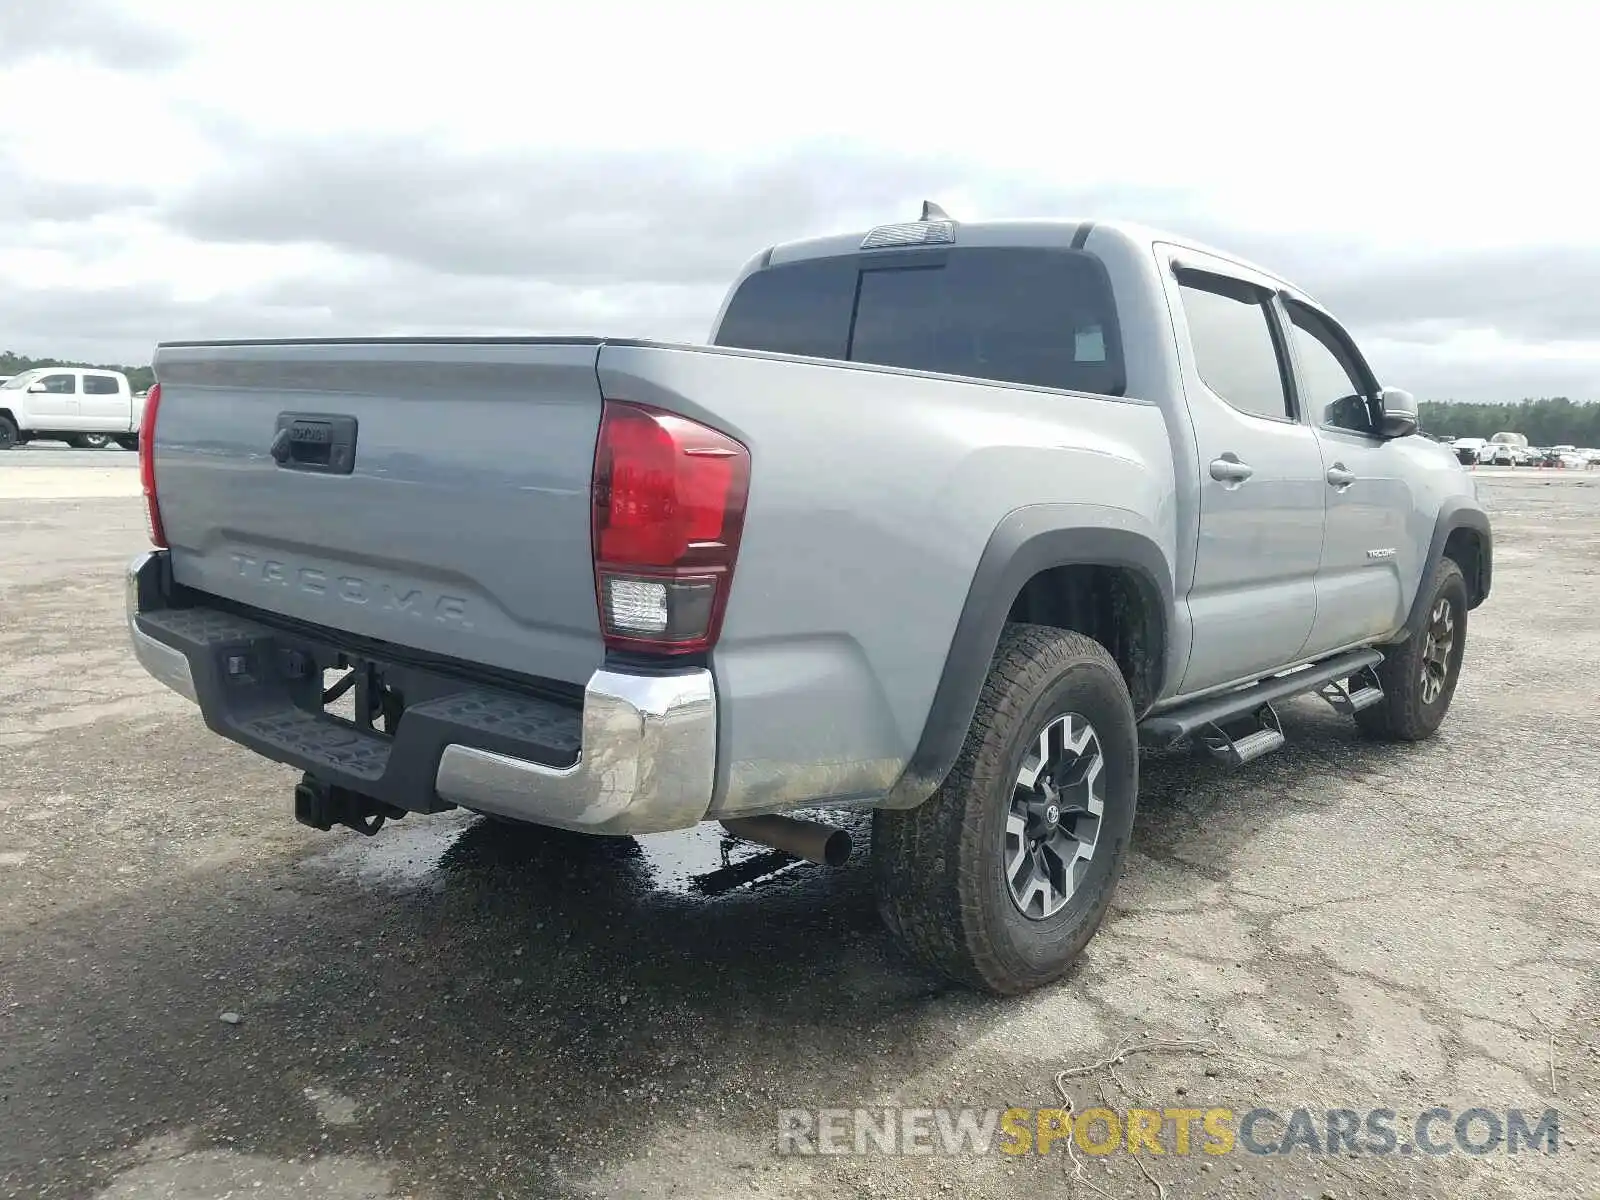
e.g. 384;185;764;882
432;670;716;834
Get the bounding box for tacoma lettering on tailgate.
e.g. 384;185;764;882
228;554;473;629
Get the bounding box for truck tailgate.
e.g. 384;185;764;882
150;339;606;686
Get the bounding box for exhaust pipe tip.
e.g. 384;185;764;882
721;815;853;868
817;827;852;868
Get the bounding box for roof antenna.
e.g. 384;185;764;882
920;200;952;222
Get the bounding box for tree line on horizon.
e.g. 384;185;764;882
4;350;1597;445
1418;397;1600;445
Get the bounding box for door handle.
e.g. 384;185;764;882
1209;456;1255;484
1326;464;1356;489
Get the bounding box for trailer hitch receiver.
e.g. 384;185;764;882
293;773;405;836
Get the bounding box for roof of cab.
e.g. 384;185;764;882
763;215;1305;299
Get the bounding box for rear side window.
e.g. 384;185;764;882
83;374;120;395
1176;270;1292;421
715;247;1124;395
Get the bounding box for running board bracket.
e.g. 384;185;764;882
1316;664;1386;715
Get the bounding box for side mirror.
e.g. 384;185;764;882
27;382;47;393
1374;387;1418;439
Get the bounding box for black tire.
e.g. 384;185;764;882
79;432;112;450
0;416;16;450
873;625;1138;995
1357;558;1470;742
114;434;139;451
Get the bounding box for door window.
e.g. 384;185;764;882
83;374;120;395
36;373;77;394
1175;270;1293;421
1284;300;1376;434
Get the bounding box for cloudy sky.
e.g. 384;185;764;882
2;0;1594;402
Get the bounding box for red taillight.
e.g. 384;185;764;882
591;401;749;655
139;383;166;547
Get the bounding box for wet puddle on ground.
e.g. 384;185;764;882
298;807;872;900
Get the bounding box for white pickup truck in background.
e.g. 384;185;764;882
0;368;142;451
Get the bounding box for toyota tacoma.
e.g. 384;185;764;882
126;208;1491;995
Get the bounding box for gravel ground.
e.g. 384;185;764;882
1;461;1596;1199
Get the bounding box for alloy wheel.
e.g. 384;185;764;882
1420;596;1456;704
1004;712;1105;920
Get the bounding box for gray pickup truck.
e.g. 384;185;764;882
127;208;1491;995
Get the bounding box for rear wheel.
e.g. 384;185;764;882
79;433;112;449
1357;558;1469;741
0;416;16;450
114;434;139;451
874;625;1138;995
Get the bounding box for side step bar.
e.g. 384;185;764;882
1201;702;1285;766
1316;664;1386;715
1139;648;1385;750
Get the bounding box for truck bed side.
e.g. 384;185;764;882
595;343;1176;816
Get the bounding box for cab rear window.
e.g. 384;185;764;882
713;247;1124;396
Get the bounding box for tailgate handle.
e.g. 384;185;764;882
272;413;358;475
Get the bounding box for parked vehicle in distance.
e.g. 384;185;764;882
1450;436;1487;465
0;368;141;450
126;209;1492;995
